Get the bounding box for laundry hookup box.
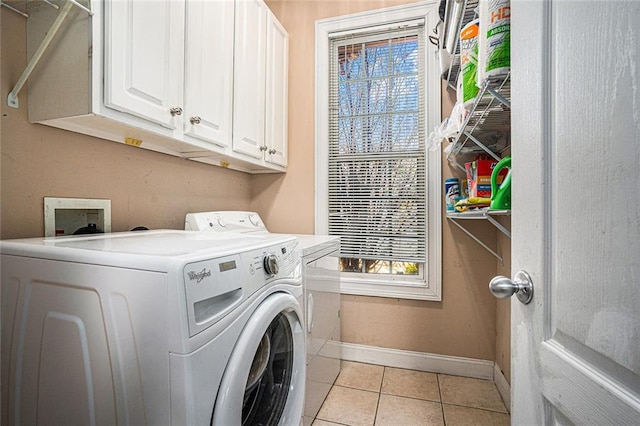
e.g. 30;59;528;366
465;159;508;198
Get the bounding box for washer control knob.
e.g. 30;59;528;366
249;214;261;226
263;254;279;276
217;217;226;228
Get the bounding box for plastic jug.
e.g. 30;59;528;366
490;155;511;210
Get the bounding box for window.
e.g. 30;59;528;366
315;3;442;300
330;28;425;277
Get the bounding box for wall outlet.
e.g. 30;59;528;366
44;197;111;237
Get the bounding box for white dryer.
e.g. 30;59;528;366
1;230;305;425
185;211;341;425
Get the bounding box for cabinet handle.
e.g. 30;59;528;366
260;145;268;151
268;149;276;155
169;107;183;116
190;116;201;125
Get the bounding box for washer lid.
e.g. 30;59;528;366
52;231;265;256
0;230;296;270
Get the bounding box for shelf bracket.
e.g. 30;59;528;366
449;155;466;172
485;214;511;238
448;218;504;263
42;0;61;10
487;86;510;109
1;0;61;18
6;0;93;109
464;131;502;161
0;1;29;18
447;209;511;263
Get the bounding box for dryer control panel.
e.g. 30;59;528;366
183;238;300;337
185;211;266;233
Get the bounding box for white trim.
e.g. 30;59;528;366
340;342;494;380
314;1;442;301
315;1;438;36
493;362;511;413
329;18;425;38
43;197;112;237
340;277;437;301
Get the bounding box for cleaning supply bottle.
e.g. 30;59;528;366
490;155;511;210
444;177;461;212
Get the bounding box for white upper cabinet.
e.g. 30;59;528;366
265;12;288;167
25;0;287;173
104;0;185;130
233;0;288;170
233;0;267;159
105;0;234;148
183;0;235;148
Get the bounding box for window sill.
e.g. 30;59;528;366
340;275;442;301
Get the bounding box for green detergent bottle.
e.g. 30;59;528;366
490;155;511;210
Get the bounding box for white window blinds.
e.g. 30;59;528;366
328;25;427;265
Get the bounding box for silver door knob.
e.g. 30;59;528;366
489;270;533;304
170;107;182;116
268;148;276;155
259;145;268;151
190;116;201;124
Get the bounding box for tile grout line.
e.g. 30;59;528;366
313;362;510;425
377;391;444;404
313;365;343;426
437;374;447;426
372;366;387;425
441;402;510;415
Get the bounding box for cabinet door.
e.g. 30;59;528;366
265;12;288;167
183;0;235;148
233;0;267;159
104;0;185;130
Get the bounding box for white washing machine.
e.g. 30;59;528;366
185;211;341;425
1;230;305;425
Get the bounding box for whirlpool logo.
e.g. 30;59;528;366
188;268;212;283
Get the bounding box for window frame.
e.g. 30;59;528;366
315;1;442;301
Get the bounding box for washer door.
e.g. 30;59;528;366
212;292;305;426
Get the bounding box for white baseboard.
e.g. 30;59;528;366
340;342;495;380
493;363;511;413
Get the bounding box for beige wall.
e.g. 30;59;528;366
261;0;508;366
251;0;418;233
1;0;510;376
1;10;252;239
495;217;512;383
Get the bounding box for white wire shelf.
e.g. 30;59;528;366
446;73;511;171
444;0;479;91
447;208;511;263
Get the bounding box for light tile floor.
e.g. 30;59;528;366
313;361;510;426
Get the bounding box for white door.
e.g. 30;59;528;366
264;11;289;167
508;0;640;423
233;0;267;159
104;0;185;129
183;0;235;148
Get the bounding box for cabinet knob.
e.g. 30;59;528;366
169;107;183;116
190;116;201;125
268;148;276;155
260;145;268;152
